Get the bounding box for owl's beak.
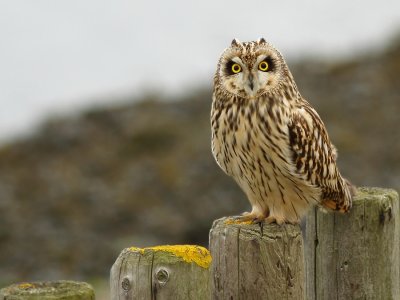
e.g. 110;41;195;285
246;73;258;99
248;74;254;91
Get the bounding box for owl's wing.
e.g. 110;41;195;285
287;102;352;212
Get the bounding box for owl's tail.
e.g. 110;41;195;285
320;178;356;213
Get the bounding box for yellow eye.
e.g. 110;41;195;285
231;63;242;74
258;61;269;72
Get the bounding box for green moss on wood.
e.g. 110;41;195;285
354;187;398;202
0;281;94;300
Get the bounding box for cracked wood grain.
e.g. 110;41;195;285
209;217;305;300
305;187;400;300
110;247;210;300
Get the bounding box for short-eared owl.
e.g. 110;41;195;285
211;38;355;224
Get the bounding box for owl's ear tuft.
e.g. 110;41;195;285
231;38;241;47
258;38;266;44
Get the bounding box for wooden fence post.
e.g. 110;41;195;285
0;281;94;300
209;217;305;299
110;245;211;300
305;187;400;299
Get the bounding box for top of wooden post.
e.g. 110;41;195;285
209;216;306;299
0;281;94;300
354;187;398;202
211;216;302;237
110;244;211;300
127;245;211;269
305;186;399;300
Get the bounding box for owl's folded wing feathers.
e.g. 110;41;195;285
287;103;353;212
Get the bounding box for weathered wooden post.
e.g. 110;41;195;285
0;281;94;300
110;245;211;300
209;217;305;299
305;187;399;299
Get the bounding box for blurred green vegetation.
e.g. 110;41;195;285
0;38;399;293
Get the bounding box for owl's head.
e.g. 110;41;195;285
215;38;290;99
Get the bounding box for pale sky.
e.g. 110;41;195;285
1;0;399;142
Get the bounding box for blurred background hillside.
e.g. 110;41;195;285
1;1;400;299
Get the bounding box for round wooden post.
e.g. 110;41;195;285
110;245;211;300
209;217;305;299
0;281;94;300
305;187;400;299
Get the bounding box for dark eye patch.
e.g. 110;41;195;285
225;60;239;75
261;56;275;72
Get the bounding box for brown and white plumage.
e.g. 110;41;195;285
211;38;355;224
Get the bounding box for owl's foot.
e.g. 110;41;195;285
265;216;283;225
241;212;266;224
227;212;266;225
251;216;266;224
264;216;300;225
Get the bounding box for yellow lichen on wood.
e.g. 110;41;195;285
128;245;211;268
18;283;35;290
224;218;253;225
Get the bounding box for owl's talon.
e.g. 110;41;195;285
226;213;266;225
264;216;276;224
265;216;286;225
231;214;250;221
252;217;264;224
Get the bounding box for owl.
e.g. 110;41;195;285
211;38;355;224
